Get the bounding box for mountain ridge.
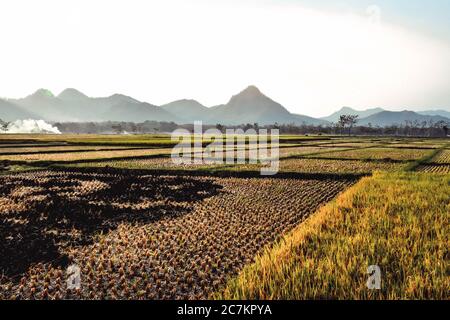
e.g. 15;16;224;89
1;86;449;127
321;106;385;122
417;109;450;118
358;110;449;126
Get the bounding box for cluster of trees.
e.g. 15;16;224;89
0;119;8;131
214;115;449;137
54;121;180;134
1;116;448;137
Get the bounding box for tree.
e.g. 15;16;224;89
338;115;359;136
215;123;224;133
435;120;449;137
273;122;280;130
0;119;9;132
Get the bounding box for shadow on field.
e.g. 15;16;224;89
0;168;222;278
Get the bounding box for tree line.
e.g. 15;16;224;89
0;116;448;137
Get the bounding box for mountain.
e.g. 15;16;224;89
57;88;89;101
205;86;289;124
358;110;449;126
107;102;179;122
291;114;329;126
12;89;75;122
417;109;450;118
0;86;330;125
203;86;328;125
4;86;447;127
160;99;209;122
0;98;38;121
321;106;384;123
7;89;176;123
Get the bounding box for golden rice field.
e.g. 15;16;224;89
216;172;450;300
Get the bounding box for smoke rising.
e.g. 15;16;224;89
1;119;61;134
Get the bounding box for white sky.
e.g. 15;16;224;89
0;0;449;117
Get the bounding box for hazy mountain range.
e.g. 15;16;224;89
1;86;449;127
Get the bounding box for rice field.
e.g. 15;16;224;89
277;158;404;173
0;169;356;299
318;142;382;148
428;149;450;164
0;134;448;300
70;157;222;171
0;145;145;155
415;149;450;174
216;172;449;300
415;164;450;174
0;148;173;162
307;147;433;161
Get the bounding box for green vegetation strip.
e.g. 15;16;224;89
215;171;449;299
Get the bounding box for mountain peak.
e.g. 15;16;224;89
162;99;206;109
58;88;88;100
108;93;140;104
239;85;262;97
339;106;356;112
32;88;54;98
322;106;386;122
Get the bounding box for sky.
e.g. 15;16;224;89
0;0;449;117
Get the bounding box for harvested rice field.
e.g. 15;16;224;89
428;149;450;164
69;157;223;171
0;145;145;155
415;164;450;174
0;169;356;299
317;142;382;148
307;147;433;161
415;149;450;174
278;158;405;173
0;134;448;301
0;148;173;162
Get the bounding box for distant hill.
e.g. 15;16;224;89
41;85;328;125
161;99;209;122
0;98;38;121
12;89;74;122
205;86;291;125
290;114;329;126
321;106;384;123
1;87;448;126
9;89;175;123
358;110;449;126
57;88;89;101
203;86;328;125
107;102;179;123
417;109;450;118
